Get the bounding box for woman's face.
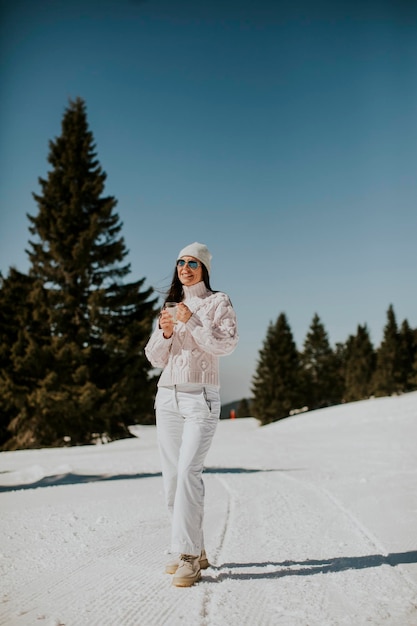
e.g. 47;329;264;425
177;256;203;287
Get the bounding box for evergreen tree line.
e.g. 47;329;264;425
0;99;158;450
250;307;417;425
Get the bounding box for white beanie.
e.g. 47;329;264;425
177;242;212;274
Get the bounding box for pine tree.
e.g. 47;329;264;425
343;324;375;402
372;304;402;396
0;269;40;447
398;319;417;392
301;313;342;409
4;98;157;450
333;340;349;400
411;328;417;387
252;313;303;425
236;398;251;418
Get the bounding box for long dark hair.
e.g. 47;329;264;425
164;263;213;304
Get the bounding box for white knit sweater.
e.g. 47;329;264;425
144;281;238;388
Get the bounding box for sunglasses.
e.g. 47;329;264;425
177;259;200;270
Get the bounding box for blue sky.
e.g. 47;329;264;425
1;0;416;403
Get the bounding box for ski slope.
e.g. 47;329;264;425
1;392;417;625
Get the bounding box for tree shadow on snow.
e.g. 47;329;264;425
204;467;299;475
0;470;163;492
0;466;295;492
203;551;417;582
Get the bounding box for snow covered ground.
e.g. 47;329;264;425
1;392;417;626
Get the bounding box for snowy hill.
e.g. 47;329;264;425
1;392;417;625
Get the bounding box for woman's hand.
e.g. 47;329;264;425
160;303;192;337
176;302;193;324
159;309;175;338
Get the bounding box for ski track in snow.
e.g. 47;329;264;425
1;392;417;625
200;470;417;626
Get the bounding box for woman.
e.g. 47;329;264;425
145;242;238;587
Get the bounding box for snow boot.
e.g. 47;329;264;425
172;554;201;587
165;549;209;575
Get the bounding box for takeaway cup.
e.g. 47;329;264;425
165;302;177;323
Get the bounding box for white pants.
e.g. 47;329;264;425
155;384;221;556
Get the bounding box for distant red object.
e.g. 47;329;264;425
230;409;236;420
